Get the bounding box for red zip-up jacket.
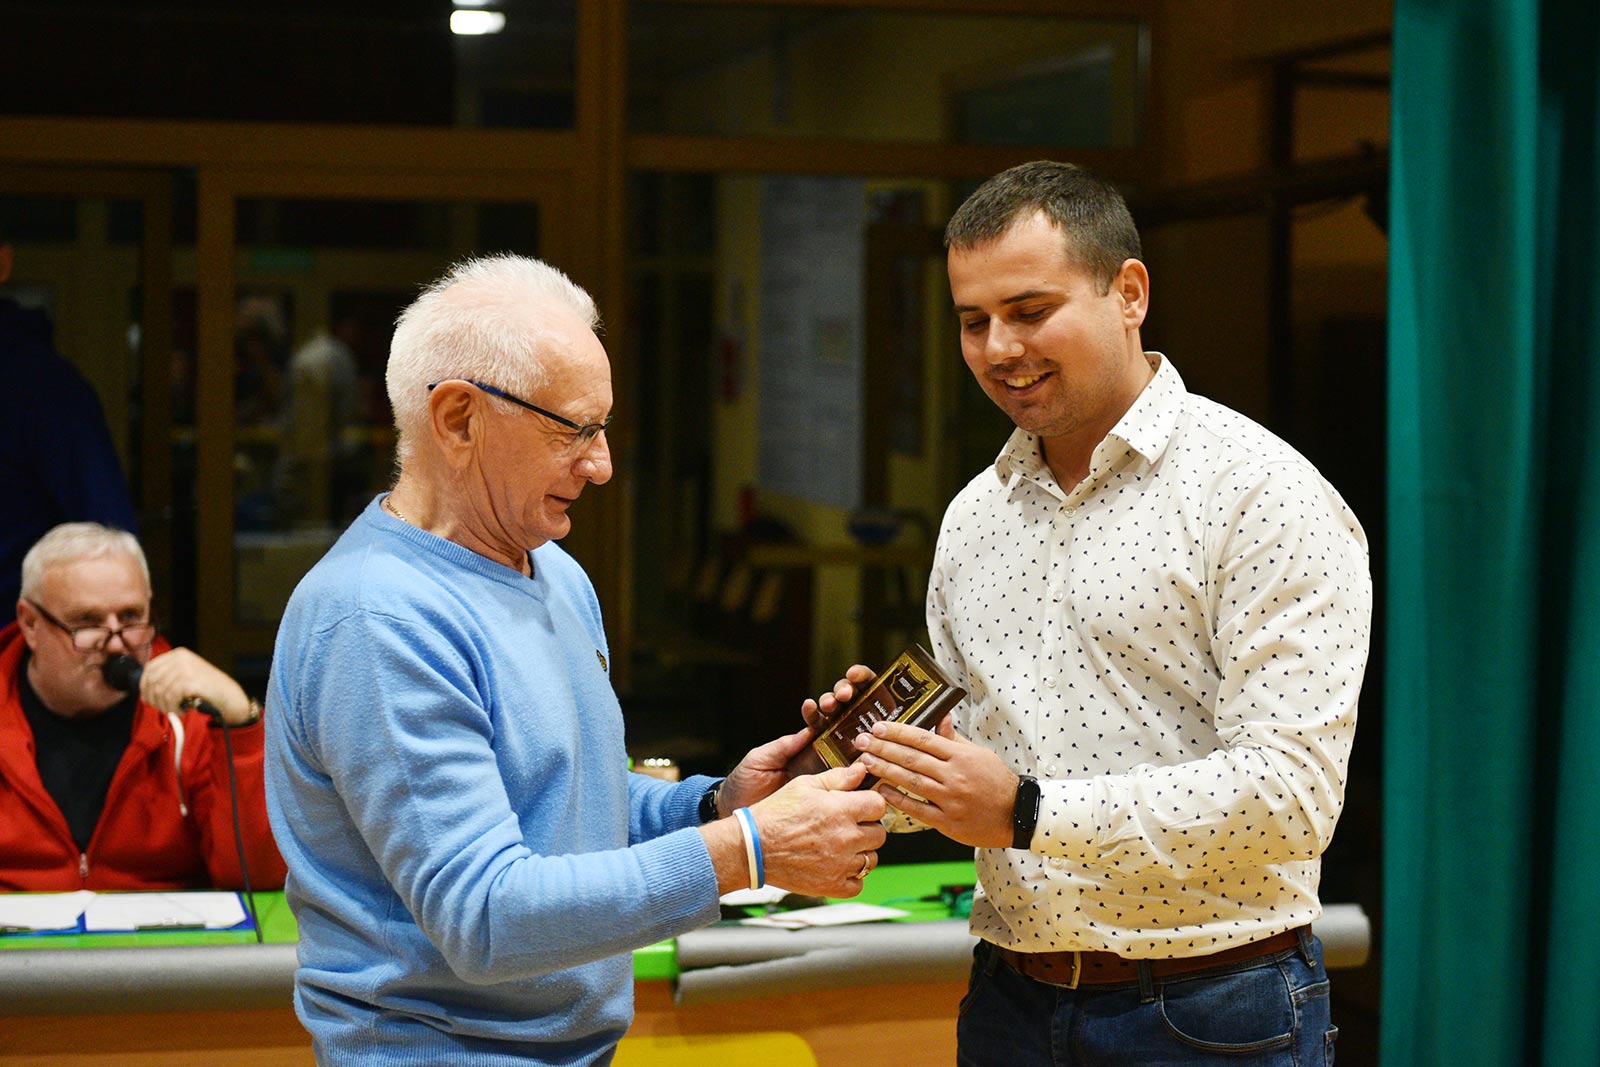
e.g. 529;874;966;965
0;621;286;891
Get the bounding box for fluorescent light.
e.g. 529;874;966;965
451;10;505;34
452;0;493;7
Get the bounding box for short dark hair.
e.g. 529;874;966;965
944;160;1142;293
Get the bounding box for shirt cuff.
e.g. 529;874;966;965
1031;777;1101;861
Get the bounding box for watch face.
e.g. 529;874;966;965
1013;776;1041;849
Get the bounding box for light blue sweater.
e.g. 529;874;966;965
265;498;722;1066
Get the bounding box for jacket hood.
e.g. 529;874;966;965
0;620;29;695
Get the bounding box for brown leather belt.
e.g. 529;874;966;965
997;928;1306;989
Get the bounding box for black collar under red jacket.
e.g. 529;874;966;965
0;621;286;891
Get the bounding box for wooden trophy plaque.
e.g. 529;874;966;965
786;644;966;787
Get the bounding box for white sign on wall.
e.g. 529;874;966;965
757;176;865;510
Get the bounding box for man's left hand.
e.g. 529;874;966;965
854;716;1018;849
139;647;256;726
720;663;877;811
800;663;875;734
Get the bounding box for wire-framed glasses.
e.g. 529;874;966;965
428;379;612;446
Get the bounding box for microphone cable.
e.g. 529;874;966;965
105;654;262;941
194;702;264;944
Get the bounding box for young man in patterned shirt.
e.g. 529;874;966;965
848;161;1372;1066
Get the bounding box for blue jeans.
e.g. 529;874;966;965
956;933;1337;1067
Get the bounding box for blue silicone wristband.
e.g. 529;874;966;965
736;807;765;888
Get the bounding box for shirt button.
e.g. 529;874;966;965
1049;857;1067;869
1046;764;1059;776
1045;675;1057;688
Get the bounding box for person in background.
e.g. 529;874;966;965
274;304;367;526
0;522;285;892
233;294;289;428
0;223;139;608
265;253;886;1066
848;161;1372;1067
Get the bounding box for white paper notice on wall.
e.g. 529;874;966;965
758;175;866;510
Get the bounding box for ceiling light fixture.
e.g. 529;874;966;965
451;10;505;35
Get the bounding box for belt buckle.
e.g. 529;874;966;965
1038;950;1082;990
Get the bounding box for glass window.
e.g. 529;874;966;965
623;170;979;867
624;170;973;762
228;196;544;629
0;184;188;637
628;4;1145;147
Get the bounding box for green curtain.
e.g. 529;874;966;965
1385;1;1600;1065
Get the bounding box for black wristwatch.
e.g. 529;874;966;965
1012;775;1041;850
698;779;725;824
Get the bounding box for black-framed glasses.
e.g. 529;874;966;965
428;379;612;446
25;600;156;653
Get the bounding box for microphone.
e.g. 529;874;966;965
102;654;143;694
102;654;223;721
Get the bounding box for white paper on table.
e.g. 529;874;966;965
82;891;246;931
0;890;94;933
739;915;811;929
739;902;909;929
718;885;792;907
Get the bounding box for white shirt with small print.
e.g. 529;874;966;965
923;353;1371;959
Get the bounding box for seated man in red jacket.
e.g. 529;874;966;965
0;522;286;891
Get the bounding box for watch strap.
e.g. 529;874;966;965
1011;774;1040;850
698;779;725;824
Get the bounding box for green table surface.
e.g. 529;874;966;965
634;859;977;980
0;860;977;982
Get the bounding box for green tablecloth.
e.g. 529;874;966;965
634;859;976;980
0;860;979;982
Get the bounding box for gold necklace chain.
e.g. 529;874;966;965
385;494;532;576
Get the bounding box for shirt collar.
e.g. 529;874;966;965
1106;352;1183;466
994;427;1042;486
992;353;1185;487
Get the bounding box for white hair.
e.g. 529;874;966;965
20;523;149;600
385;253;601;467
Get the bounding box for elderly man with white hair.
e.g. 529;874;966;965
0;522;286;891
264;254;887;1067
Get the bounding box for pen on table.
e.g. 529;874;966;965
134;921;209;930
1;924;40;934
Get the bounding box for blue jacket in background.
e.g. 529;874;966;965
0;297;138;604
